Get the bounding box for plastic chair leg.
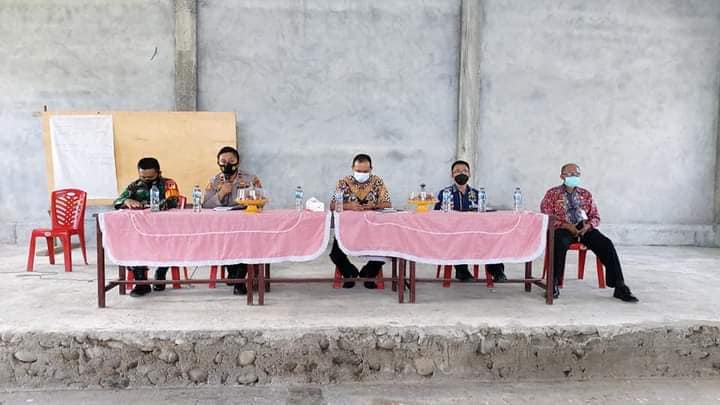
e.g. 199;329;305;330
170;267;181;289
209;266;218;288
46;237;55;265
577;249;587;280
78;230;88;265
376;268;385;289
472;264;479;279
485;266;494;288
596;258;606;288
333;268;342;289
26;236;37;272
442;265;452;288
61;234;72;272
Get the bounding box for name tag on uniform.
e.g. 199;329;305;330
580;209;589;221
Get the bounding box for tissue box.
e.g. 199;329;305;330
305;197;325;212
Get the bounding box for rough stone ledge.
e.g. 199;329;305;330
1;323;718;389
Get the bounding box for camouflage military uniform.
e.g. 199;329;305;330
114;176;180;293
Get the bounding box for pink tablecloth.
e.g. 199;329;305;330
99;209;331;266
335;210;548;265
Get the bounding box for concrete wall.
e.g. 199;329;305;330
0;0;176;244
2;0;720;245
198;0;461;209
476;0;720;227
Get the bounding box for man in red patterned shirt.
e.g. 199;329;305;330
540;163;638;302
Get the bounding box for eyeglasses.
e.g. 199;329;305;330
562;172;581;177
452;169;470;175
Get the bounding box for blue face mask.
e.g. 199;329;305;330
564;176;581;188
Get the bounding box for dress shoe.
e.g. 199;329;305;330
233;284;247;295
364;281;377;289
492;270;508;282
342;281;356;288
552;283;560;299
130;285;151;297
613;284;638;303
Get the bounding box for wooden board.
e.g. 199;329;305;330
42;112;236;205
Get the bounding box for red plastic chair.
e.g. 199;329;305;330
126;267;183;290
209;265;271;292
26;189;88;272
333;267;385;289
542;242;605;288
435;264;495;288
177;195;187;209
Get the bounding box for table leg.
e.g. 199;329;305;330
524;261;532;292
96;217;106;308
264;263;271;292
246;263;254;305
546;226;555;305
391;258;397;292
398;259;405;303
119;266;126;295
409;260;416;303
257;264;265;305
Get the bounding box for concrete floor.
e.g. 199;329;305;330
1;243;719;334
1;378;720;404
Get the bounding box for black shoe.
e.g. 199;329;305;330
613;284;638;303
552;283;560;299
130;285;151;297
364;281;377;289
342;281;356;288
455;268;473;282
233;284;247;295
492;271;508;282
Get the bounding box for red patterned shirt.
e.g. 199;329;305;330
540;185;600;229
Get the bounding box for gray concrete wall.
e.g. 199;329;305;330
198;0;461;209
2;0;720;246
475;0;720;228
0;0;176;244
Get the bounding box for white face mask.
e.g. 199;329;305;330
353;172;370;183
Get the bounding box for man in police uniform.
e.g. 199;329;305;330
434;160;507;282
114;157;180;297
202;146;263;295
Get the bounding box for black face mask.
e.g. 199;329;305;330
220;163;238;176
454;174;469;186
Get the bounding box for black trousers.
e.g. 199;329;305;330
225;264;247;286
329;239;384;279
553;228;624;288
455;263;505;278
130;266;168;280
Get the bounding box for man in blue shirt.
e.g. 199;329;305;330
434;160;507;282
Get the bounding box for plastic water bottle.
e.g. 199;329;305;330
150;185;160;212
442;189;451;213
294;186;304;211
192;185;202;212
334;190;344;213
513;187;523;211
478;187;487;212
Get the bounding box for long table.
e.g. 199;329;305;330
334;210;555;304
96;208;555;307
95;209;331;307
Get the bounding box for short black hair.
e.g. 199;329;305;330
352;153;372;167
451;160;470;172
137;157;160;171
217;146;240;161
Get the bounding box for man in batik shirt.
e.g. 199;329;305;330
540;163;638;302
434;160;507;282
329;153;391;289
202;146;263;295
114;157;180;297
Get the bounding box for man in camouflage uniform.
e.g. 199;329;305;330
114;157;180;297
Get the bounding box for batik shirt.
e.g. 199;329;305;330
433;184;480;212
540;185;600;229
113;177;179;210
332;174;391;207
202;171;263;208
